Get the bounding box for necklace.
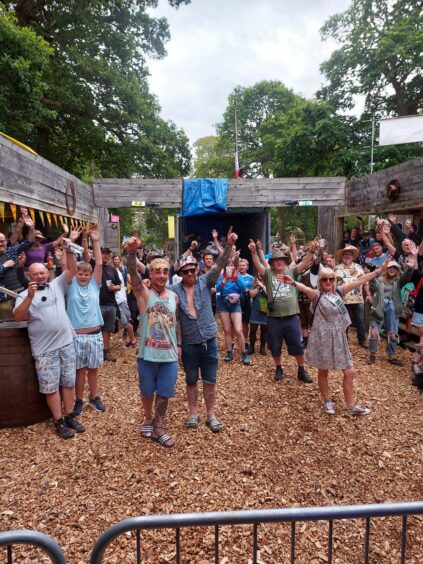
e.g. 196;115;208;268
151;285;167;297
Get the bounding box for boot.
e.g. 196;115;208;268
104;349;116;362
259;344;266;356
387;337;402;365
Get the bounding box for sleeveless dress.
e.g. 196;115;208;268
305;289;353;370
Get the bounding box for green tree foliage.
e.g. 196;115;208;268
192;135;233;178
0;7;54;140
1;0;191;181
319;0;423;117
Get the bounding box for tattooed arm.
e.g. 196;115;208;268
175;296;182;358
208;226;239;286
127;236;149;314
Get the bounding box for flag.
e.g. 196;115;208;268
0;203;4;222
234;148;240;178
46;212;52;227
53;213;59;227
39;210;45;226
29;208;36;223
10;204;17;222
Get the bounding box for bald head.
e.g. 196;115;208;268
28;262;49;283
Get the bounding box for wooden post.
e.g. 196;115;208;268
318;206;343;253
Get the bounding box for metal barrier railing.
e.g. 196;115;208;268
90;501;423;564
0;530;65;564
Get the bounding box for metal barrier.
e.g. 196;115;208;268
90;501;423;564
0;530;65;564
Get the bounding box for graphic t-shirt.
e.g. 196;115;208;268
263;267;299;317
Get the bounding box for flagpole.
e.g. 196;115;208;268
234;102;240;178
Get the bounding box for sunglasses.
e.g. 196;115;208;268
321;277;335;282
152;267;169;274
181;267;196;275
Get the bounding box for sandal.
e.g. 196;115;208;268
389;358;403;366
125;340;137;348
151;433;175;448
140;420;154;439
185;415;200;429
206;416;222;433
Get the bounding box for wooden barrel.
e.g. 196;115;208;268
0;322;50;428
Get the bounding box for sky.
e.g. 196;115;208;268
147;0;351;147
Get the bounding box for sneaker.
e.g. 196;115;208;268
242;352;250;366
324;400;335;415
274;365;284;381
73;399;84;417
367;354;376;364
103;350;117;362
64;414;86;433
359;341;369;349
346;404;371;417
259;345;266;356
88;396;106;412
54;417;75;439
298;367;313;383
224;350;233;362
389;357;403;366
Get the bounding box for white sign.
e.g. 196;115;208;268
299;200;313;206
379;115;423;146
131;201;145;207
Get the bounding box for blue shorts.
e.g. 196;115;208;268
216;295;242;314
74;332;103;369
412;311;423;327
266;315;303;357
137;359;178;398
181;337;218;386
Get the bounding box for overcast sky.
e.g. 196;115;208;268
147;0;351;146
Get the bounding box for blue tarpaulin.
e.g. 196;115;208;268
182;178;228;217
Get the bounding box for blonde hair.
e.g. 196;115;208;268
77;261;93;274
317;267;336;291
150;257;170;270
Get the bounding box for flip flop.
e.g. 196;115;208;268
206;416;222;433
151;433;175;448
185;415;200;429
140;421;154;439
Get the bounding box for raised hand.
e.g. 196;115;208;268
127;236;141;252
89;225;100;242
289;233;296;245
256;239;262;250
248;239;257;253
388;213;397;224
227;225;238;244
405;254;417;269
211;229;218;239
70;227;82;242
310;239;320;253
17;252;26;268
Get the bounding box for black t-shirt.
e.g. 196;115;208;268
100;264;121;306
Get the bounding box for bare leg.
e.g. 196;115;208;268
219;312;233;351
126;322;136;343
272;355;281;367
294;354;305;367
45;390;63;420
75;368;86;400
317;369;330;401
186;384;198;417
141;394;154;422
230;312;246;352
152;394;175;447
102;331;110;349
87;368;99;398
342;368;355;406
61;386;75;415
203;382;216;418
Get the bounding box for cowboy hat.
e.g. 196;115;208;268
335;245;359;261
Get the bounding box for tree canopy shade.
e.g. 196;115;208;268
318;0;423;117
0;0;192;180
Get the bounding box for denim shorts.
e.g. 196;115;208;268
412;311;423;327
216;294;242;314
137;359;178;398
117;301;131;328
370;299;399;335
181;337;218;385
266;315;303;357
34;342;76;394
101;305;117;333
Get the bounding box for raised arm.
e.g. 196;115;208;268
295;240;319;274
90;225;102;284
126;236;149;313
343;257;390;295
380;223;396;255
289;233;298;264
248;239;265;277
81;227;91;263
209;226;238;285
283;274;318;301
256;239;268;267
62;238;78;283
211;229;224;255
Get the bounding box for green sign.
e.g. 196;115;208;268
299;200;313;206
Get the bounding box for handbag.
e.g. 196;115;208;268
258;293;268;314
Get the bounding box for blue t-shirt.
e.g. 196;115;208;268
239;273;254;291
66;277;104;329
216;275;246;297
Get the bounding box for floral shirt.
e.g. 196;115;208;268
334;262;365;305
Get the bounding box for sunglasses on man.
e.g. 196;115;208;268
180;267;196;275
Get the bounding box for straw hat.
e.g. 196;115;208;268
335;245;359;261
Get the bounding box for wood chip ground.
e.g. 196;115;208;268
1;332;422;563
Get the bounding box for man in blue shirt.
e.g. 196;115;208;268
169;227;238;433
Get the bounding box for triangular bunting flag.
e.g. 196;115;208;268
46;212;52;227
0;203;4;222
10;204;17;222
39;210;45;226
53;213;58;227
29;208;36;223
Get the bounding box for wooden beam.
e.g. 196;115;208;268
92;177;346;209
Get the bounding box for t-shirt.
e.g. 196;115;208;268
334;263;365;304
239;273;254;292
24;243;54;270
14;273;75;356
263;267;299;317
100;264;121;306
66;277;103;329
365;252;388;269
114;268;127;305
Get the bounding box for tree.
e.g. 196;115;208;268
0;7;54;141
319;0;423;117
192;136;233;178
1;1;192;180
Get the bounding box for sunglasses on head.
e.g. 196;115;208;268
152;267;169;274
321;277;335;282
181;267;196;275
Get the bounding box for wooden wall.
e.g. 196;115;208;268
93;177;346;209
0;135;98;223
339;157;423;217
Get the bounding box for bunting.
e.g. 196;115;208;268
10;204;17;222
53;213;58;227
46;212;52;227
0;203;4;222
29;208;36;223
39;210;45;226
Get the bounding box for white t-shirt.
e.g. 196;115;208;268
114;268;127;305
14;273;76;357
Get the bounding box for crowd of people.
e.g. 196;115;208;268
1;208;422;443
